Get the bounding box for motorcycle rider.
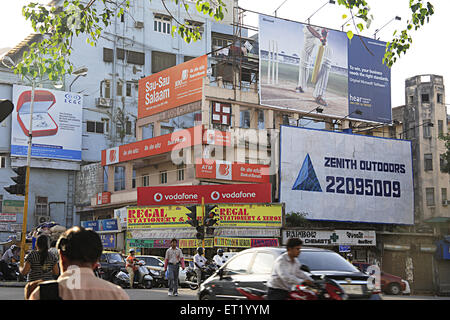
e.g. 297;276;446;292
213;249;226;267
266;238;314;300
0;245;20;280
126;249;138;288
193;247;207;287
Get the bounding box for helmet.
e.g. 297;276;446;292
197;247;204;255
217;249;224;255
129;248;135;253
10;245;17;251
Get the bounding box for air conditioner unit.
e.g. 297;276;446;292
36;215;51;225
135;21;144;29
96;97;112;108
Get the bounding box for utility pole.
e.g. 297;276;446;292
201;197;205;249
19;80;36;267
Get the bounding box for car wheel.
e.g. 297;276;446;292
200;293;213;300
144;280;152;289
389;283;402;295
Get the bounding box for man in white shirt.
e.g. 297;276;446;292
266;238;314;300
164;238;185;296
193;247;207;286
213;249;226;267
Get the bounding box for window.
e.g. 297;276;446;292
437;93;444;104
154;15;171;34
142;123;154;140
103;80;111;98
0;156;5;168
35;197;48;216
117;81;123;97
160;111;201;134
438;120;444;137
442;188;448;204
251;253;275;274
426;188;435;207
258;110;265;129
184;56;197;62
103;166;108;192
440;154;448;173
132;169;136;189
424;153;433;171
126;82;133;97
408;96;414;104
240;110;250;128
185;20;204;35
152;50;176;74
104;48;145;65
114;166;126;191
142;175;150;187
224;252;254;275
126;120;133;136
423;122;432;139
177;165;185;181
86;121;105;134
421;93;430;103
160;171;168;184
212;102;231;126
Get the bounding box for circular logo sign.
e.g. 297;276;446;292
210;191;220;201
154;193;163;202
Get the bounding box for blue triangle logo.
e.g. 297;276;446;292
292;154;322;192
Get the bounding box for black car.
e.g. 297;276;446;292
197;247;381;300
99;251;127;284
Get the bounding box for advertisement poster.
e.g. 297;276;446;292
11;85;82;161
138;55;207;119
258;15;391;123
280;126;413;224
282;229;376;246
137;183;272;206
127;206;195;229
209;203;283;228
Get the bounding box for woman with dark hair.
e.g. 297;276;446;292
20;234;59;282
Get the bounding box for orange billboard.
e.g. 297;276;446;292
138;55;207;119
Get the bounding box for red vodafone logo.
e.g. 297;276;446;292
153;193;163;202
210;191;220;201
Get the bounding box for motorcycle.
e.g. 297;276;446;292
114;260;153;289
236;275;348;301
185;263;218;290
93;262;103;278
0;262;21;281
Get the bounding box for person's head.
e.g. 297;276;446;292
129;248;135;256
50;240;57;248
56;226;103;272
197;247;204;255
10;245;20;254
170;238;177;249
217;249;224;256
286;238;303;260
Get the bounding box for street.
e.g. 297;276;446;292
0;286;448;300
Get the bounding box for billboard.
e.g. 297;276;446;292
127;206;194;229
280;126;413;224
282;229;376;247
137;183;272;206
258;15;391;123
138;55;207;119
211;203;282;228
11;85;83;161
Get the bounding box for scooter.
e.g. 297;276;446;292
115;260;153;289
185;263;218;290
0;262;21;281
236;275;348;301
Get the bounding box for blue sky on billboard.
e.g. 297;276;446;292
0;0;448;112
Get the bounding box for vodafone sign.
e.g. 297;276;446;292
137;183;272;206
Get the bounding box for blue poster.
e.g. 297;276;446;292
100;233;116;249
81;218;119;232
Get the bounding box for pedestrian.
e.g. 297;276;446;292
26;226;129;300
0;245;20;280
20;234;59;282
126;249;138;288
164;238;185;296
193;247;207;287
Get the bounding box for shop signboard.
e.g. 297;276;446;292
128;239;172;249
11;85;83;161
211;203;282;228
137;183;271;206
2;200;24;214
0;213;16;222
96;192;111;205
100;233;116;249
179;238;214;249
214;237;279;248
127;206;195;229
195;158;270;183
81;218;120;232
138;55;207;119
282;229;376;246
280;126;414;224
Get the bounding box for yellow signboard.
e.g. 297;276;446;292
214;237;252;248
208;204;282;227
179;238;214;249
127;206;194;229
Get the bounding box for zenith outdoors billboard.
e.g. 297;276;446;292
138;55;207;119
11;85;82;161
279;126;413;225
258;15;391;124
137;183;272;206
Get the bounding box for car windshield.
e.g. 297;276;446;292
138;257;163;267
298;251;360;273
107;253;124;264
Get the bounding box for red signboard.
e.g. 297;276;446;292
97;192;111;205
137;183;272;206
195;159;270;183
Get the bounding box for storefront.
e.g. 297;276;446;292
281;229;378;264
126;203;283;258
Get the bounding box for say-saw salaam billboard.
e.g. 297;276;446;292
280;126;413;224
259;15;391;124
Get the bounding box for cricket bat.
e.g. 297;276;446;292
311;45;325;84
